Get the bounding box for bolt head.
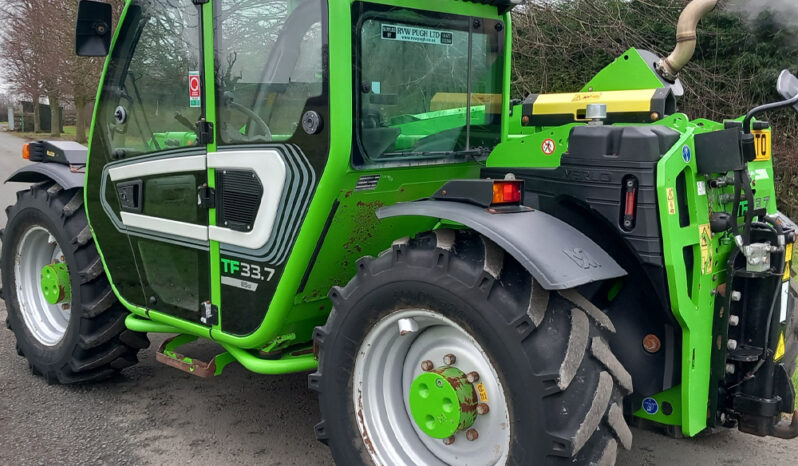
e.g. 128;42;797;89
421;360;434;372
642;334;662;353
466;371;480;383
727;339;738;351
465;429;479;441
476;403;489;415
443;436;455;445
443;354;456;366
729;315;740;326
726;363;736;375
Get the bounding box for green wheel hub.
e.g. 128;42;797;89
408;366;478;439
40;262;70;305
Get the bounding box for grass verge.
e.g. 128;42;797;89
9;125;78;141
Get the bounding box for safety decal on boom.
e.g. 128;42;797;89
381;24;453;45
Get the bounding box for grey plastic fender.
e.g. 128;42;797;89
377;200;627;290
6;164;85;190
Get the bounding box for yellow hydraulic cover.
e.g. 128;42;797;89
521;87;676;126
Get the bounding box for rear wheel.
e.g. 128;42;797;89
1;182;148;384
310;229;633;465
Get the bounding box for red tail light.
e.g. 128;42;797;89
492;181;522;205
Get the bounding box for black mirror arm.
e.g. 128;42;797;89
743;92;798;134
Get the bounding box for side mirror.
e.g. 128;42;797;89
777;69;798;113
75;0;112;57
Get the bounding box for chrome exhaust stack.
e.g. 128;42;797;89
657;0;718;82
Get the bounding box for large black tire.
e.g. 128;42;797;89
1;182;149;384
310;229;633;465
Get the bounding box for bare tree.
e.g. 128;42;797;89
0;0;46;132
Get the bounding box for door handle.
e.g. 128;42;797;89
117;180;143;212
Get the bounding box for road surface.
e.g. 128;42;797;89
0;129;796;465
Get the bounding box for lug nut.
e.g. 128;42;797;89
466;429;479;441
476;403;490;415
466;371;480;383
729;315;740;326
731;291;742;302
726;363;736;375
443;435;455;445
443;354;456;366
727;339;738;351
421;360;434;372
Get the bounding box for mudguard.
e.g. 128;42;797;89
377;200;627;290
6;164;85;190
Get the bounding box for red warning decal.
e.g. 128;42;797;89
189;71;201;108
541;138;556;155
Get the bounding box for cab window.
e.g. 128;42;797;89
354;4;504;165
213;0;324;145
98;0;203;156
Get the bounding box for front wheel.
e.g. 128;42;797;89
1;182;148;384
310;230;633;465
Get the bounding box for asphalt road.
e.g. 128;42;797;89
1;129;797;465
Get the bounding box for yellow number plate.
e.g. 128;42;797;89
752;129;771;162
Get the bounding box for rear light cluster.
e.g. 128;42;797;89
431;178;525;208
492;181;523;205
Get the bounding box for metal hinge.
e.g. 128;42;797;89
197;184;216;209
196;119;214;145
200;300;218;326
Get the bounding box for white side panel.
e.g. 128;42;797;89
120;212;208;241
207;150;287;250
109;154;206;181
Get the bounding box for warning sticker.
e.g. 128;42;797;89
696;181;706;196
541;138;556;155
775;332;786;361
699;223;713;274
666;187;676;215
381;24;453;45
475;382;488;402
189;71;201;108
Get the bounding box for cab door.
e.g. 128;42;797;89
86;0;213;322
209;0;328;336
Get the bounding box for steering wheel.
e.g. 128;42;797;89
221;94;272;141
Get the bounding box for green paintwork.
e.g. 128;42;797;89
40;262;70;305
581;48;666;92
487;124;577;168
409;367;477;439
633;385;682;426
163;334;199;367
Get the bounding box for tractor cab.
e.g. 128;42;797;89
78;0;515;342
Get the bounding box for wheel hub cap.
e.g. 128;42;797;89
40;262;70;305
409;366;478;439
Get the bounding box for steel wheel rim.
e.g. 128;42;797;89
353;309;511;465
14;225;71;346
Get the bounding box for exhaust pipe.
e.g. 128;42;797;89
657;0;718;82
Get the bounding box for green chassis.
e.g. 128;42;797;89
81;0;783;439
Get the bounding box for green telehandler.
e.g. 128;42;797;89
2;0;798;463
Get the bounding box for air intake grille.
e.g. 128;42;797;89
217;170;263;232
